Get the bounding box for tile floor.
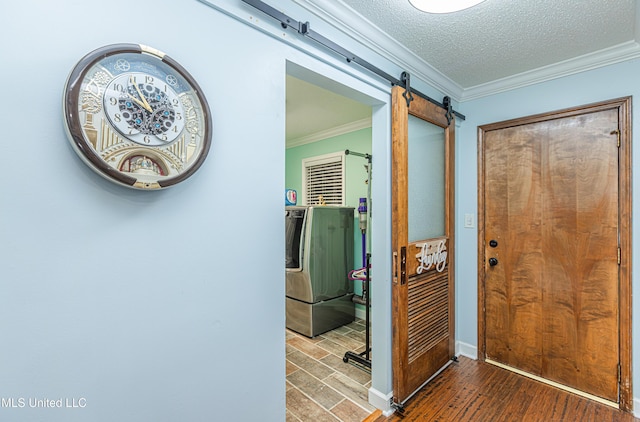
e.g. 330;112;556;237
286;319;375;422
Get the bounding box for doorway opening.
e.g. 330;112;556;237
284;65;376;421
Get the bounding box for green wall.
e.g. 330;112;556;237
286;127;372;312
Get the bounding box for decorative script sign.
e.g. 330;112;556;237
415;238;448;274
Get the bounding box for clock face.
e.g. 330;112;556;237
63;44;212;189
103;72;186;146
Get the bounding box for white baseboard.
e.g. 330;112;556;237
456;341;478;360
368;387;393;415
355;305;366;321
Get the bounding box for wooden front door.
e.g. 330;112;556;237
391;86;456;406
478;98;632;410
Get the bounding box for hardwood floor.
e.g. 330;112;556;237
286;320;375;422
286;324;637;422
369;356;639;422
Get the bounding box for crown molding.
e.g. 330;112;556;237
292;0;465;101
461;40;640;101
286;117;372;148
293;0;640;103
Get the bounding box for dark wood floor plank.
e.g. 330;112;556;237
494;380;539;421
398;371;477;420
373;357;638;422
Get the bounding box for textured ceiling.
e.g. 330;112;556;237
337;0;637;88
286;0;639;144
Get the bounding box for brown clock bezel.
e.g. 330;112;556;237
63;43;213;189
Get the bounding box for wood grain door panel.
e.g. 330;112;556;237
541;110;619;400
391;86;455;404
481;102;626;404
484;125;544;375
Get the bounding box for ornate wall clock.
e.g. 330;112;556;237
63;44;212;189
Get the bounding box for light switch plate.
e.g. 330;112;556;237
464;213;475;228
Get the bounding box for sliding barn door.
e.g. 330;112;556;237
391;86;455;405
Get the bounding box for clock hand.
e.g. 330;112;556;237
133;82;153;113
126;93;150;111
128;75;153;112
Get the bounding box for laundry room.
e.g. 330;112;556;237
284;72;375;421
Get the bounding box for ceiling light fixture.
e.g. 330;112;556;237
409;0;486;14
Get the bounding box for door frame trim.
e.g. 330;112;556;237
476;97;632;411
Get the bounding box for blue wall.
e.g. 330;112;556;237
0;1;290;421
0;0;396;420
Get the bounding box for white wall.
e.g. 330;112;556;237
456;58;640;410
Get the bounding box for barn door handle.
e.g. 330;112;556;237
400;246;407;285
489;257;498;267
393;251;398;279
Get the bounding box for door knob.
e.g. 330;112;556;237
489;240;498;248
488;257;498;267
